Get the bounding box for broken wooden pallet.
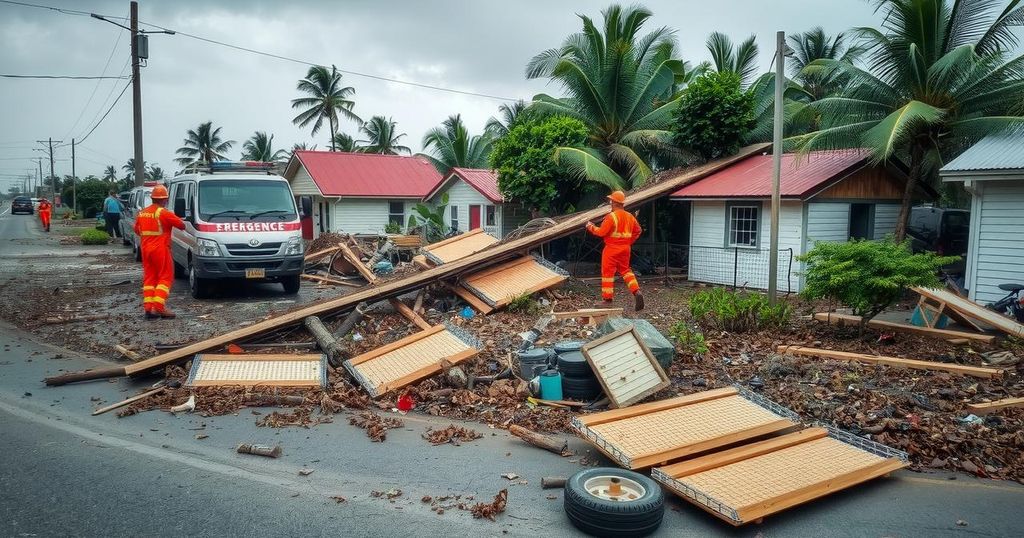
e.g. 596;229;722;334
343;324;479;398
185;353;327;387
776;345;1005;379
43;144;769;386
461;255;567;309
652;426;907;526
581;325;669;408
552;308;624;326
913;287;1024;337
422;228;499;265
813;312;995;343
571;386;800;469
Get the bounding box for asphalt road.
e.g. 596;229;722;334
1;205;1023;537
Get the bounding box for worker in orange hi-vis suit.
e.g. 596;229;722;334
133;185;185;319
38;198;52;232
585;190;645;311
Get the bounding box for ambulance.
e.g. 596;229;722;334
166;161;305;299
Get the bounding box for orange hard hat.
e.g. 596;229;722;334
607;191;626;204
151;185;169;199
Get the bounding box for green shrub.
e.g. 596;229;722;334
669;321;709;356
80;229;110;245
506;292;541;315
689;287;791;333
672;71;755;160
384;221;402;234
94;223;106;231
799;239;958;333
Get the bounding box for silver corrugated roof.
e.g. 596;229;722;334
941;129;1024;175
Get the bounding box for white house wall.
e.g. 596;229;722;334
289;165;322;196
873;204;900;239
969;179;1024;304
331;199;417;235
805;202;850;244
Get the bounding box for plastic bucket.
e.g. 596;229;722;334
553;340;585;355
518;348;551;379
539;369;563;401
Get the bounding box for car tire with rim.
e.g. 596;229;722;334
281;274;300;295
189;261;211;299
564;468;665;537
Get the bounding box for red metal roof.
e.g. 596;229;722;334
289;151;443;198
425;167;503;203
670;150;869;199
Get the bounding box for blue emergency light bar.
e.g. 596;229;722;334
209;161;275;172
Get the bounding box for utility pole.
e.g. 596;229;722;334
71;138;77;213
36;158;43;196
130;1;144;187
35;138;62;203
767;31;784;304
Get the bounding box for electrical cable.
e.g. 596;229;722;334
0;74;129;79
63;10;128;140
71;79;132;145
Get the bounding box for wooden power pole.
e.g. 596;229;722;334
767;31;784;303
130;0;144;187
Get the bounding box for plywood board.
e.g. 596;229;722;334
914;287;1024;337
423;228;499;264
581;326;669;408
776;345;1005;379
462;256;566;308
186;353;327;387
966;397;1024;415
813;312;994;343
344;325;479;398
653;427;908;526
571;386;800;469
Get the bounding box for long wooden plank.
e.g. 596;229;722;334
966;397;1024;415
348;325;445;366
659;428;828;478
813;312;995;343
389;298;432;331
378;347;478;395
776;345;1005;379
913;287;1024;337
301;274;361;287
339;242;377;284
45;144;769;385
577;387;738;427
552;308;624;320
304;244;342;261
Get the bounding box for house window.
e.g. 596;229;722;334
388;201;404;226
450;206;459;230
485;205;496;227
727;203;760;248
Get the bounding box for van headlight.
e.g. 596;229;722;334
283;236;304;256
197;238;221;257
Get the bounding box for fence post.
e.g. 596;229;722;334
733;247;739;289
786;248;794;295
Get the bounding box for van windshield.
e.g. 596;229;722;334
197;180;297;222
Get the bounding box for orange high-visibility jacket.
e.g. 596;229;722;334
133;204;184;248
588;209;642;247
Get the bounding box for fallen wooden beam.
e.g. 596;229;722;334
551;308;624;321
92;387;164;416
389;298;431;331
42;313;110;325
339;242;376;284
114;344;142;361
913;287;1024;337
508;424;571;456
304;245;342;262
301;274;361;287
966;397;1024;415
304;316;345;365
812;312;994;343
42;145;769;386
775;345;1005;379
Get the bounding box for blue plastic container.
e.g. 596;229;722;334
539;370;563;401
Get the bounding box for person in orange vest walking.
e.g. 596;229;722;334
38;197;52;232
586;190;644;311
133;185;185;319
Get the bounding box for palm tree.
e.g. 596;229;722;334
358;116;410;155
241;131;288;162
485;101;529;137
419;114;494;172
331;133;358;152
792;0;1024;239
526;4;692;189
706;32;759;89
288;142;317;160
102;165;117;183
787;27;865;100
291;65;361;152
148;164;165;181
174;121;235;167
122;158;146;181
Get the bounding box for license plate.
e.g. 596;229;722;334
245;268;266;279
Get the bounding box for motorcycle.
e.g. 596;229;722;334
986;283;1024;323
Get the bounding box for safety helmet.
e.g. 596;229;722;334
151;185;169;199
607;190;626;204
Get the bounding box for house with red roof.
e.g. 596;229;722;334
283;151;443;237
669;150;915;292
422;167;530;238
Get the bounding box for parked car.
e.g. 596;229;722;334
120;184;155;261
11;196;33;214
907;205;969;274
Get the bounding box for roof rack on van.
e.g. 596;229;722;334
177;161;277;175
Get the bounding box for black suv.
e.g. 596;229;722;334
907;206;969;274
11;196;33;215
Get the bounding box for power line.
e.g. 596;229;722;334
0;0;95;17
64;15;128;140
0;74;129;79
67;79;132;146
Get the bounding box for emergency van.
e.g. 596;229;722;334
166;161;305;299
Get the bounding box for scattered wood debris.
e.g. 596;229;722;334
236;443;282;458
468;489;508;521
349;411;403;442
422;424;483;446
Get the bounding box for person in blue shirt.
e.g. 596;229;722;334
103;191;123;239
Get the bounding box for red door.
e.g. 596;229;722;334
469;205;481;230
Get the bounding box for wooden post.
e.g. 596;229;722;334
508;425;571;456
333;302;366;340
389;298;431;330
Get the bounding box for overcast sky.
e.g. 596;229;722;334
0;0;881;190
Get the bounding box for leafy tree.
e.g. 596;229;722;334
489;115;590;214
241;131;288;162
291;65;361;152
792;0;1024;239
420;114;494;172
705;32;759;89
63;178;111;218
485;100;531;138
147;165;165;181
102;165;117;183
787;27;865;100
526;4;692;190
122;158;147;181
358;116;410;155
672;71;755;160
174;122;235;167
799;239;957;334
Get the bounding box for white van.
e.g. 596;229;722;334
167;161;305;298
121;183;155;260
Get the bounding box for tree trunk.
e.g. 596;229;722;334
893;145;924;242
329;115;337;152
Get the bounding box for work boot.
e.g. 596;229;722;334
144;310;159;320
157;309;177;319
634;291;645;312
594;298;614;309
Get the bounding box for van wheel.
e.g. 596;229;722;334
281;275;301;295
189;262;210;299
173;259;187;279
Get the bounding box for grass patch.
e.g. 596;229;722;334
506;292;541;315
80;229;110;245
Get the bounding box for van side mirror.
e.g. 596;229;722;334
173;198;187;218
300;197;312;217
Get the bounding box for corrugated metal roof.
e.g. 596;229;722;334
941;129;1024;174
670;150;869;199
289;151;443;198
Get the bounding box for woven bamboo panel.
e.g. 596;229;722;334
583;327;668;408
187;355;325;387
346;329;475;397
463;257;565;307
424;230;498;264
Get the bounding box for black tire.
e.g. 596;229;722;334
557;351;593;377
553;340;585;354
173;259;187;279
189;262;211;300
281;274;301;295
564;468;664;537
561;374;603;400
